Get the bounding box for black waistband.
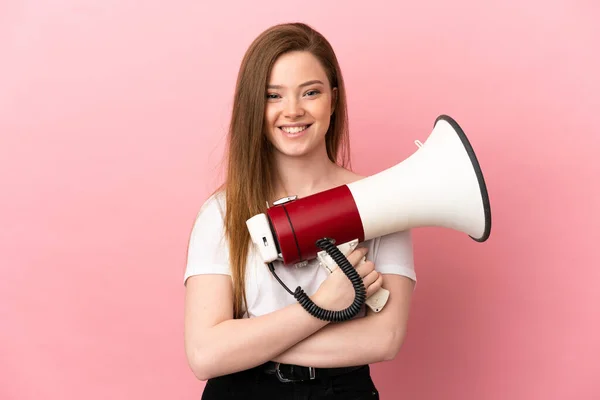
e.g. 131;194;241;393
261;361;364;383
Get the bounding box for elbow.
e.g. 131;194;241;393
188;349;216;381
190;364;211;382
382;327;407;361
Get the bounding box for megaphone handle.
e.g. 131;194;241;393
267;238;367;322
317;244;390;313
351;257;390;313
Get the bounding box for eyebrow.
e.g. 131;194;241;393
267;80;325;89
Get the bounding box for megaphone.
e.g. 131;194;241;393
246;115;491;322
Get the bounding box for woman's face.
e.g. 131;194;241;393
264;51;336;159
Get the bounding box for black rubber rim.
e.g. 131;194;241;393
434;115;492;242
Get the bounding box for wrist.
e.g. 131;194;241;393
306;292;335;324
310;291;346;314
310;291;329;310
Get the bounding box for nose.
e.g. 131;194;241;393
283;97;305;118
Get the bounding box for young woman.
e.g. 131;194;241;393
184;22;416;399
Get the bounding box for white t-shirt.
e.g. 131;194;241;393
184;191;416;318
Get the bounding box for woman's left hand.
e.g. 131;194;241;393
347;250;384;299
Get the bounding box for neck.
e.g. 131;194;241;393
271;144;340;202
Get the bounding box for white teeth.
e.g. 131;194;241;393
281;125;308;134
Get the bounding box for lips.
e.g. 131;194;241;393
279;125;310;134
278;124;312;138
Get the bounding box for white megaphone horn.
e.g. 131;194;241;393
246;114;491;322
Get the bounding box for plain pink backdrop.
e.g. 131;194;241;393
1;1;599;399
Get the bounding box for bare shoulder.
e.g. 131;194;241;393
337;167;366;185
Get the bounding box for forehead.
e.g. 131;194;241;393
268;51;329;87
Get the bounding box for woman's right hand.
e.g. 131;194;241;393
312;247;382;311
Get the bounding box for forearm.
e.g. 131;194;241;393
271;313;398;368
272;275;415;368
191;302;329;380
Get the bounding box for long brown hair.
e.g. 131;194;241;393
219;22;351;318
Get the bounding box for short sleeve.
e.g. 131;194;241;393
184;192;231;285
371;229;416;282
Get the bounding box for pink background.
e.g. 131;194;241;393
1;1;599;399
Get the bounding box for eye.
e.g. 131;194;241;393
266;93;280;100
304;89;320;97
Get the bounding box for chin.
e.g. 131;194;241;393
269;140;311;158
267;129;326;159
275;146;312;158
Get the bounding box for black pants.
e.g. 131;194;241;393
201;363;380;399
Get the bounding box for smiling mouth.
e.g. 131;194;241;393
279;124;311;134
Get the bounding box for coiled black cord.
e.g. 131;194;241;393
267;237;366;322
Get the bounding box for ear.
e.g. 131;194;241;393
331;87;338;116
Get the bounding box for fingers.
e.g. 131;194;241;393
354;258;375;278
333;245;382;298
364;271;384;298
345;247;368;267
362;269;380;287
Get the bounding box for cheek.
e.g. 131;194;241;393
264;106;274;123
310;101;331;132
311;99;331;121
264;107;278;133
